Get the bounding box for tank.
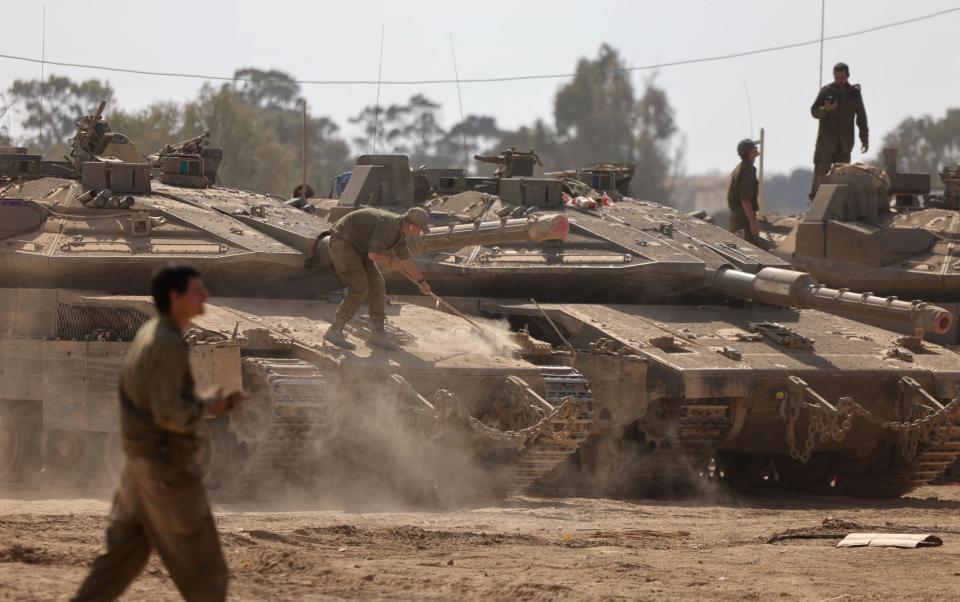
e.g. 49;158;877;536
760;152;960;481
327;149;960;498
761;152;960;345
0;110;587;504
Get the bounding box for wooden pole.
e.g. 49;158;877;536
301;99;308;196
758;127;766;213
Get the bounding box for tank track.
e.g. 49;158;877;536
849;418;960;497
631;398;735;495
508;366;594;495
226;358;334;498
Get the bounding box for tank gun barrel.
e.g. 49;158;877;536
406;214;568;255
473;153;505;165
711;267;953;335
312;214;569;269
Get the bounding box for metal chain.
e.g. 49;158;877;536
432;389;578;450
785;395;960;463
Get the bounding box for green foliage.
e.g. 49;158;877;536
7;76;114;158
881;109;960;175
554;44;637;166
633;74;684;202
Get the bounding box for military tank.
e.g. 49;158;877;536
761;151;960;346
323;149;960;498
0;108;588;504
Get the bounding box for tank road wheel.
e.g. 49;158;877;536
197;417;237;490
0;403;41;483
44;431;98;486
0;406;23;481
102;432;125;487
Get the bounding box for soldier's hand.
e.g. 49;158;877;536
861;142;869;154
823;99;837;112
418;280;432;295
210;391;244;416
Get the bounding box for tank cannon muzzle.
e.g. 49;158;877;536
311;214;569;269
711;267;954;335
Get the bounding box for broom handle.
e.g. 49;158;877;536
395;267;486;333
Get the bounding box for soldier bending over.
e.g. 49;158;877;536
323;207;432;351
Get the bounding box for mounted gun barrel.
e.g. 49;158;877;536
312;214;569;269
711;267;953;335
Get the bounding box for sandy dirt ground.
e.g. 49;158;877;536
1;485;959;601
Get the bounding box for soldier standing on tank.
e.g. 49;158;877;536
809;62;869;199
323;206;432;351
727;139;760;245
73;265;242;602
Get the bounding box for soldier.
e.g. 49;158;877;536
73;266;242;602
323;206;432;351
727;138;760;245
809;62;869;198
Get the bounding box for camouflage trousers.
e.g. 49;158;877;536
729;211;759;245
72;456;228;602
810;139;851;199
329;236;386;324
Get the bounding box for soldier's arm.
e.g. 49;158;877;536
856;94;869;146
810;89;828;119
739;169;759;235
143;340;208;434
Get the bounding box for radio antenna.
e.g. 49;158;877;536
818;0;826;86
373;25;385;154
39;6;46;147
448;33;469;171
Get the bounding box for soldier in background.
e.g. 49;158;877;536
323;207;432;351
809;62;869;198
727;139;760;245
73;266;242;602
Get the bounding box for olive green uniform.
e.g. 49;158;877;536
73;317;227;602
329;208;412;324
810;82;868;197
727;160;759;245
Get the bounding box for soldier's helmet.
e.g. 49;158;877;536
402;207;430;234
737;139;758;158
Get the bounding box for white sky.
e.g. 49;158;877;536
2;0;958;174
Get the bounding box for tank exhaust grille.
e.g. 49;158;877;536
56;304;149;342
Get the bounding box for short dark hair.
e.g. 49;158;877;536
833;62;849;75
152;265;201;314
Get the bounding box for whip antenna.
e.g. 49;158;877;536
373;26;384;154
819;0;826;86
448;33;469;171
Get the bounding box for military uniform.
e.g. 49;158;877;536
329;207;412;325
810;82;868;197
727;160;759;245
73;317;227;602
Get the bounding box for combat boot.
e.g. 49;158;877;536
323;319;356;350
367;319;400;351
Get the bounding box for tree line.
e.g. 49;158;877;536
0;45;683;201
2;42;957;203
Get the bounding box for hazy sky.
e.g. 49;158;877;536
2;0;958;174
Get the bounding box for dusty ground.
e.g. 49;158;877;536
1;485;959;601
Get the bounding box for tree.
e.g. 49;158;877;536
232;68;351;194
554;44;637;167
108;101;184;160
881;109;960;175
350;94;448;166
181;84;297;195
437;115;503;170
632;74;684;202
233;68;301;111
6;76;115;157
